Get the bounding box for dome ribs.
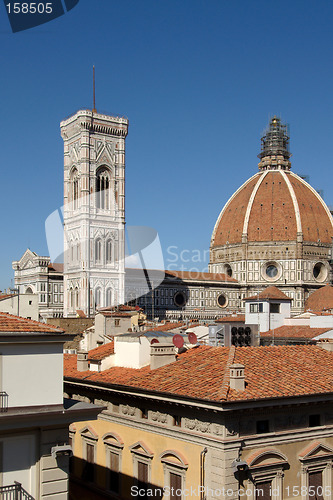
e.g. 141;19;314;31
289;174;333;244
247;171;297;242
212;175;259;246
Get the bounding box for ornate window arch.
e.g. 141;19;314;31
160;450;188;499
95;288;102;309
106;238;112;264
244;449;288;500
96;166;111;210
70;167;79;210
103;432;124;494
299;442;333;499
106;288;113;307
95;238;102;264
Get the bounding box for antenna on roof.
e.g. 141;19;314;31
92;65;97;113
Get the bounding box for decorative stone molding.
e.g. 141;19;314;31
183;418;223;435
151;411;168;423
120;404;136;416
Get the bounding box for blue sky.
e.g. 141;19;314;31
1;0;333;287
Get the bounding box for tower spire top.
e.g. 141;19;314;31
258;116;291;171
92;65;97;113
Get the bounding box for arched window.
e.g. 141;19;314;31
106;288;112;307
96;167;110;210
70;167;79;210
106;239;112;264
95;288;101;309
95;239;102;264
76;242;80;262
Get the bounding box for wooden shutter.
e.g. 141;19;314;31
309;472;324;500
255;481;271;500
108;451;120;493
170;472;182;500
137;461;149;499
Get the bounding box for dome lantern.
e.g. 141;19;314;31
258;116;291;171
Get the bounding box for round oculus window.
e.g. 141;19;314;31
313;262;327;282
173;291;186;308
225;264;233;277
266;264;278;278
217;293;227;308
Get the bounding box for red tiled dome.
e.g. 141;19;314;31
211;170;333;247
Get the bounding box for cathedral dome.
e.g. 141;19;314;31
211;169;333;247
211;117;333;249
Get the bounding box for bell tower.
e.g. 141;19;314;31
61;109;129;317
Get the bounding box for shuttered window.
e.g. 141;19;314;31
170;472;182;499
255;481;271;500
83;443;95;482
137;461;149;499
309;472;324;500
108;451;120;493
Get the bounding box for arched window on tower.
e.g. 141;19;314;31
106;239;112;264
70;167;79;210
106;288;112;307
96;167;111;210
95;288;101;309
95;239;102;264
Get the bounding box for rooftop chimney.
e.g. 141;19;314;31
150;343;176;370
229;363;245;391
77;351;89;371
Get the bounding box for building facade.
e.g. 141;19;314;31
209;117;333;313
12;249;63;320
61;109;129;318
64;342;333;500
0;312;101;499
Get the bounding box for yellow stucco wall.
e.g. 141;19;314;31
72;417;202;498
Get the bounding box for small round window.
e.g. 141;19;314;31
225;264;233;277
313;262;327;282
266;265;278;278
173;291;186;308
217;293;228;308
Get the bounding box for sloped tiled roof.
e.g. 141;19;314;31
261;325;332;340
245;286;291;301
305;285;333;312
88;341;115;361
0;312;64;333
0;294;16;301
216;315;245;323
64;345;333;403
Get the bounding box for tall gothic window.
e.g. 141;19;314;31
106;288;112;306
71;167;79;210
95;239;102;264
96;167;111;210
95;288;101;309
106;239;112;264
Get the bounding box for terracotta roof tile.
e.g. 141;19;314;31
64;345;333;403
0;312;64;333
305;285;333;313
261;325;332;340
88;341;115;361
212;171;333;248
216;315;245;323
245;286;291;301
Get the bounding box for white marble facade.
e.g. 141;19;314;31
61;110;128;317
